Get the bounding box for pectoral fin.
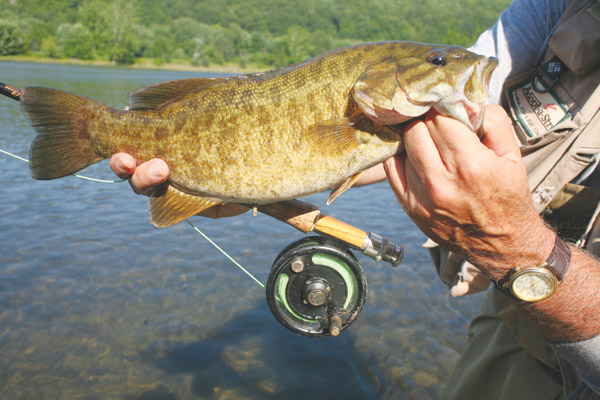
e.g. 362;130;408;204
304;118;362;154
327;171;364;205
149;184;224;227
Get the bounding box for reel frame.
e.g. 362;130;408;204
266;236;368;337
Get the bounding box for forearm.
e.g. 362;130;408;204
460;208;600;343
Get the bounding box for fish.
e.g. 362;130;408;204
14;41;497;228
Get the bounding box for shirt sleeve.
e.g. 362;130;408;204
468;0;570;104
551;334;600;394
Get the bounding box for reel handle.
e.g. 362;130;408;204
257;199;404;266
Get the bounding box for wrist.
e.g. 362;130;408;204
474;211;557;283
496;235;571;303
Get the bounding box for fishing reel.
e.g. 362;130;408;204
266;236;368;337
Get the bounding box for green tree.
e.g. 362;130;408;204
1;0;515;68
170;17;203;58
24;19;57;53
105;0;138;62
147;25;174;62
39;36;59;58
57;23;94;59
285;25;315;64
78;0;111;56
0;19;26;55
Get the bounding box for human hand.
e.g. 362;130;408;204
109;153;248;218
384;105;555;281
110;153;169;195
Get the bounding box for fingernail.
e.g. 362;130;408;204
117;156;134;172
148;162;167;180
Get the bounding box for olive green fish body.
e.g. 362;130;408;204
20;41;497;227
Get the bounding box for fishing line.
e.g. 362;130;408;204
186;220;265;288
0;146;265;288
0;148;126;183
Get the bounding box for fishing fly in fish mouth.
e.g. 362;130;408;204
0;41;497;229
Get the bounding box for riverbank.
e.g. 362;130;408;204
0;55;265;75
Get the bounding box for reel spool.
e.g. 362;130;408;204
266;236;367;337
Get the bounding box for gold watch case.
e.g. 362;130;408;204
508;264;559;302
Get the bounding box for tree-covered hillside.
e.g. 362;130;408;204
0;0;512;68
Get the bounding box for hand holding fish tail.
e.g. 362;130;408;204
110;153;169;195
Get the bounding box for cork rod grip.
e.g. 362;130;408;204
257;200;367;249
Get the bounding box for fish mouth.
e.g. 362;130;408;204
460;56;498;132
483;56;499;88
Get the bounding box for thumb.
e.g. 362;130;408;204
480;105;521;160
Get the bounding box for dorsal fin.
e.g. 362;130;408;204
128;78;225;110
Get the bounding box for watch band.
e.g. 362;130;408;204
545;236;571;282
495;234;571;300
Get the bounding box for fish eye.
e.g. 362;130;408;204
427;53;447;66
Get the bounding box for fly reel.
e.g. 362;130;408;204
266;236;367;337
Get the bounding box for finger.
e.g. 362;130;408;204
424;111;483;161
480;105;521;160
129;158;170;195
383;155;407;198
402;119;446;179
110;153;137;179
384;152;434;221
354;163;387;186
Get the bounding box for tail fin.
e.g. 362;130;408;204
21;86;105;180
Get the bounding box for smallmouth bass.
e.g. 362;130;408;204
16;41;497;227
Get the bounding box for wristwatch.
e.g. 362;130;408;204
498;236;571;302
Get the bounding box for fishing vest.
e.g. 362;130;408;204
434;0;600;293
507;0;600;249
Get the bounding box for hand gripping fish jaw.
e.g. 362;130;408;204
258;199;404;337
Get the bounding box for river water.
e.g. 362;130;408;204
0;61;485;399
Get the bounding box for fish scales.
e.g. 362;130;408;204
18;41;497;227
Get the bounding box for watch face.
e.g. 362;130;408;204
510;268;558;302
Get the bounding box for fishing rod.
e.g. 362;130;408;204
0;81;20;101
1;80;405;337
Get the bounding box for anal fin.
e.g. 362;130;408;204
149;184;223;227
327;171;364;205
